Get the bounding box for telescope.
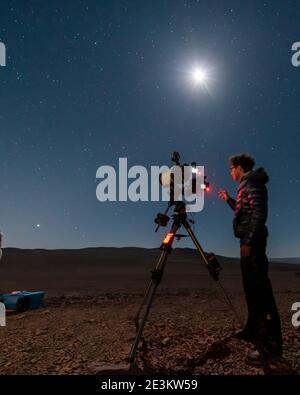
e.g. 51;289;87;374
127;152;241;365
159;151;210;200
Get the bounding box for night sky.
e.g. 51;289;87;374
0;0;299;258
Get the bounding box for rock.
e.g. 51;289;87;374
87;362;131;374
41;309;51;315
16;314;26;320
35;329;47;336
162;337;171;346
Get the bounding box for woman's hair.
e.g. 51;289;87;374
229;153;255;172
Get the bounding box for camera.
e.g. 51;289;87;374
159;151;210;201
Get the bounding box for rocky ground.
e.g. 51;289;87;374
0;291;299;375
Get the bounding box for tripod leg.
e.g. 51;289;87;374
133;248;168;329
128;221;181;364
182;220;243;327
134;282;152;328
182;221;208;264
128;249;169;363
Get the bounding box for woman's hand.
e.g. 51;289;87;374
218;189;229;201
240;244;251;258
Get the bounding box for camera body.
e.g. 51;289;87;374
159;151;210;200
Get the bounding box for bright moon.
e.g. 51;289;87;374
192;68;207;85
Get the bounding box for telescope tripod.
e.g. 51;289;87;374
128;201;242;363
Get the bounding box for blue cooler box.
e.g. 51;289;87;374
0;291;45;312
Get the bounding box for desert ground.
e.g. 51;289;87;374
0;247;299;375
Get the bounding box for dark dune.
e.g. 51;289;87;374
0;247;299;296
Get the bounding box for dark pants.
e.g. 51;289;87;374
240;238;283;356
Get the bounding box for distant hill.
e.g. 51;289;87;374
2;246;300;265
270;258;300;265
0;247;299;296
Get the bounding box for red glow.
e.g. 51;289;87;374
163;232;174;244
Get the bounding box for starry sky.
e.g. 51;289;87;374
0;0;299;257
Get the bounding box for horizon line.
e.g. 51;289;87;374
2;246;300;261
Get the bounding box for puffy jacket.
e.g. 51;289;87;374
227;168;269;246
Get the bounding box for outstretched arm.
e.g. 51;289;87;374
218;189;236;211
226;197;236;211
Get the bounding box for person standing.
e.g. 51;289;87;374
218;154;283;366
